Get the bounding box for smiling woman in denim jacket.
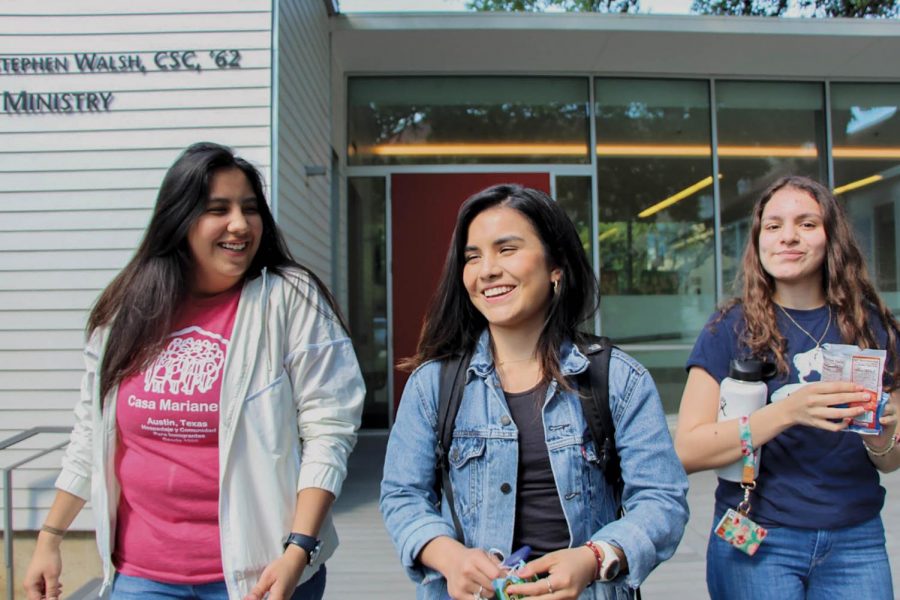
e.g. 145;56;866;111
380;184;689;600
23;143;364;600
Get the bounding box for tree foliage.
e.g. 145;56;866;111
469;0;898;15
690;0;788;15
467;0;640;13
690;0;898;15
802;0;899;17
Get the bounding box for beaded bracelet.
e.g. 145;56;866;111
584;540;603;580
863;435;896;457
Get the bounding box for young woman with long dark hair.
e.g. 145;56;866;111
380;184;689;599
23;142;364;600
675;175;900;599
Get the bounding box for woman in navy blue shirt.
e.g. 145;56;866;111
675;175;899;599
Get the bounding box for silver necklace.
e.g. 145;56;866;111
777;303;831;362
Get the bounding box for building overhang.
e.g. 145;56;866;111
331;12;900;80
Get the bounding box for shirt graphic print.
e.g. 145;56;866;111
114;285;241;584
128;326;228;444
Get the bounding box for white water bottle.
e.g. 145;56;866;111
715;359;773;482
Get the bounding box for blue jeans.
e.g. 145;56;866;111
110;564;326;600
707;512;892;600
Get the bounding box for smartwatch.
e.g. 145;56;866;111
283;532;321;565
594;541;621;581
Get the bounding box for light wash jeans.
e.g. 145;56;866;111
110;565;326;600
707;512;892;600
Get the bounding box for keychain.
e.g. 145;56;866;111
492;546;539;600
714;415;768;556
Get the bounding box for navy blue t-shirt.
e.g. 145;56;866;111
687;303;888;529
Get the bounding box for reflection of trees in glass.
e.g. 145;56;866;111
596;102;707;144
716;107;825;147
596;84;714;297
598;159;712;222
599;219;714;295
556;177;593;258
349;102;589;164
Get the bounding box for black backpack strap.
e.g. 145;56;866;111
579;337;637;598
576;336;622;493
435;352;470;542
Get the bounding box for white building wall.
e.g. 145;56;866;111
0;1;273;530
276;0;344;304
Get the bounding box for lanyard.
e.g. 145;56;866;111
737;415;757;515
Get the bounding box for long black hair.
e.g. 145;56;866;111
402;184;599;386
90;142;345;401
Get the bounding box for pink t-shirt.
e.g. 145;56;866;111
113;285;240;583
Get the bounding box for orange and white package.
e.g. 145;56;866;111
821;343;886;412
821;343;887;434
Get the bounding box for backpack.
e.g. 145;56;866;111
434;335;622;542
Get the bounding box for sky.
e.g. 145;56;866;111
339;0;696;15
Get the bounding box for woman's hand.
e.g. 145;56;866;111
420;536;504;599
867;399;897;452
243;546;305;600
443;546;504;599
781;381;869;431
504;547;596;599
23;533;63;600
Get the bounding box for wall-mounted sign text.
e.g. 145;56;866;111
2;49;243;114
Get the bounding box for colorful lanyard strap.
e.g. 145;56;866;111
737;415;756;515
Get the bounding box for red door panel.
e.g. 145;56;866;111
391;173;551;412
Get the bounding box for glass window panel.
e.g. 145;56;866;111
831;83;900;313
595;78;716;349
556;175;596;334
348;76;590;165
716;81;827;288
556;176;593;265
348;177;388;428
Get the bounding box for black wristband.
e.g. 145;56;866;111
283;532;321;565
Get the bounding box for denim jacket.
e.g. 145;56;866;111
380;330;689;599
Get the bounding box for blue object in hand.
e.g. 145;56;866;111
442;546;534;600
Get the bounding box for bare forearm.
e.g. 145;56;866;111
42;491;85;532
677;371;871;473
291;487;335;537
33;490;85;554
278;488;336;570
677;403;792;473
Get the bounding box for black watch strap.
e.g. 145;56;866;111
283;532;321;565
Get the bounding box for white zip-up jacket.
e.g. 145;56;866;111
55;268;365;598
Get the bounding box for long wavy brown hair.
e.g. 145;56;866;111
721;175;900;387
